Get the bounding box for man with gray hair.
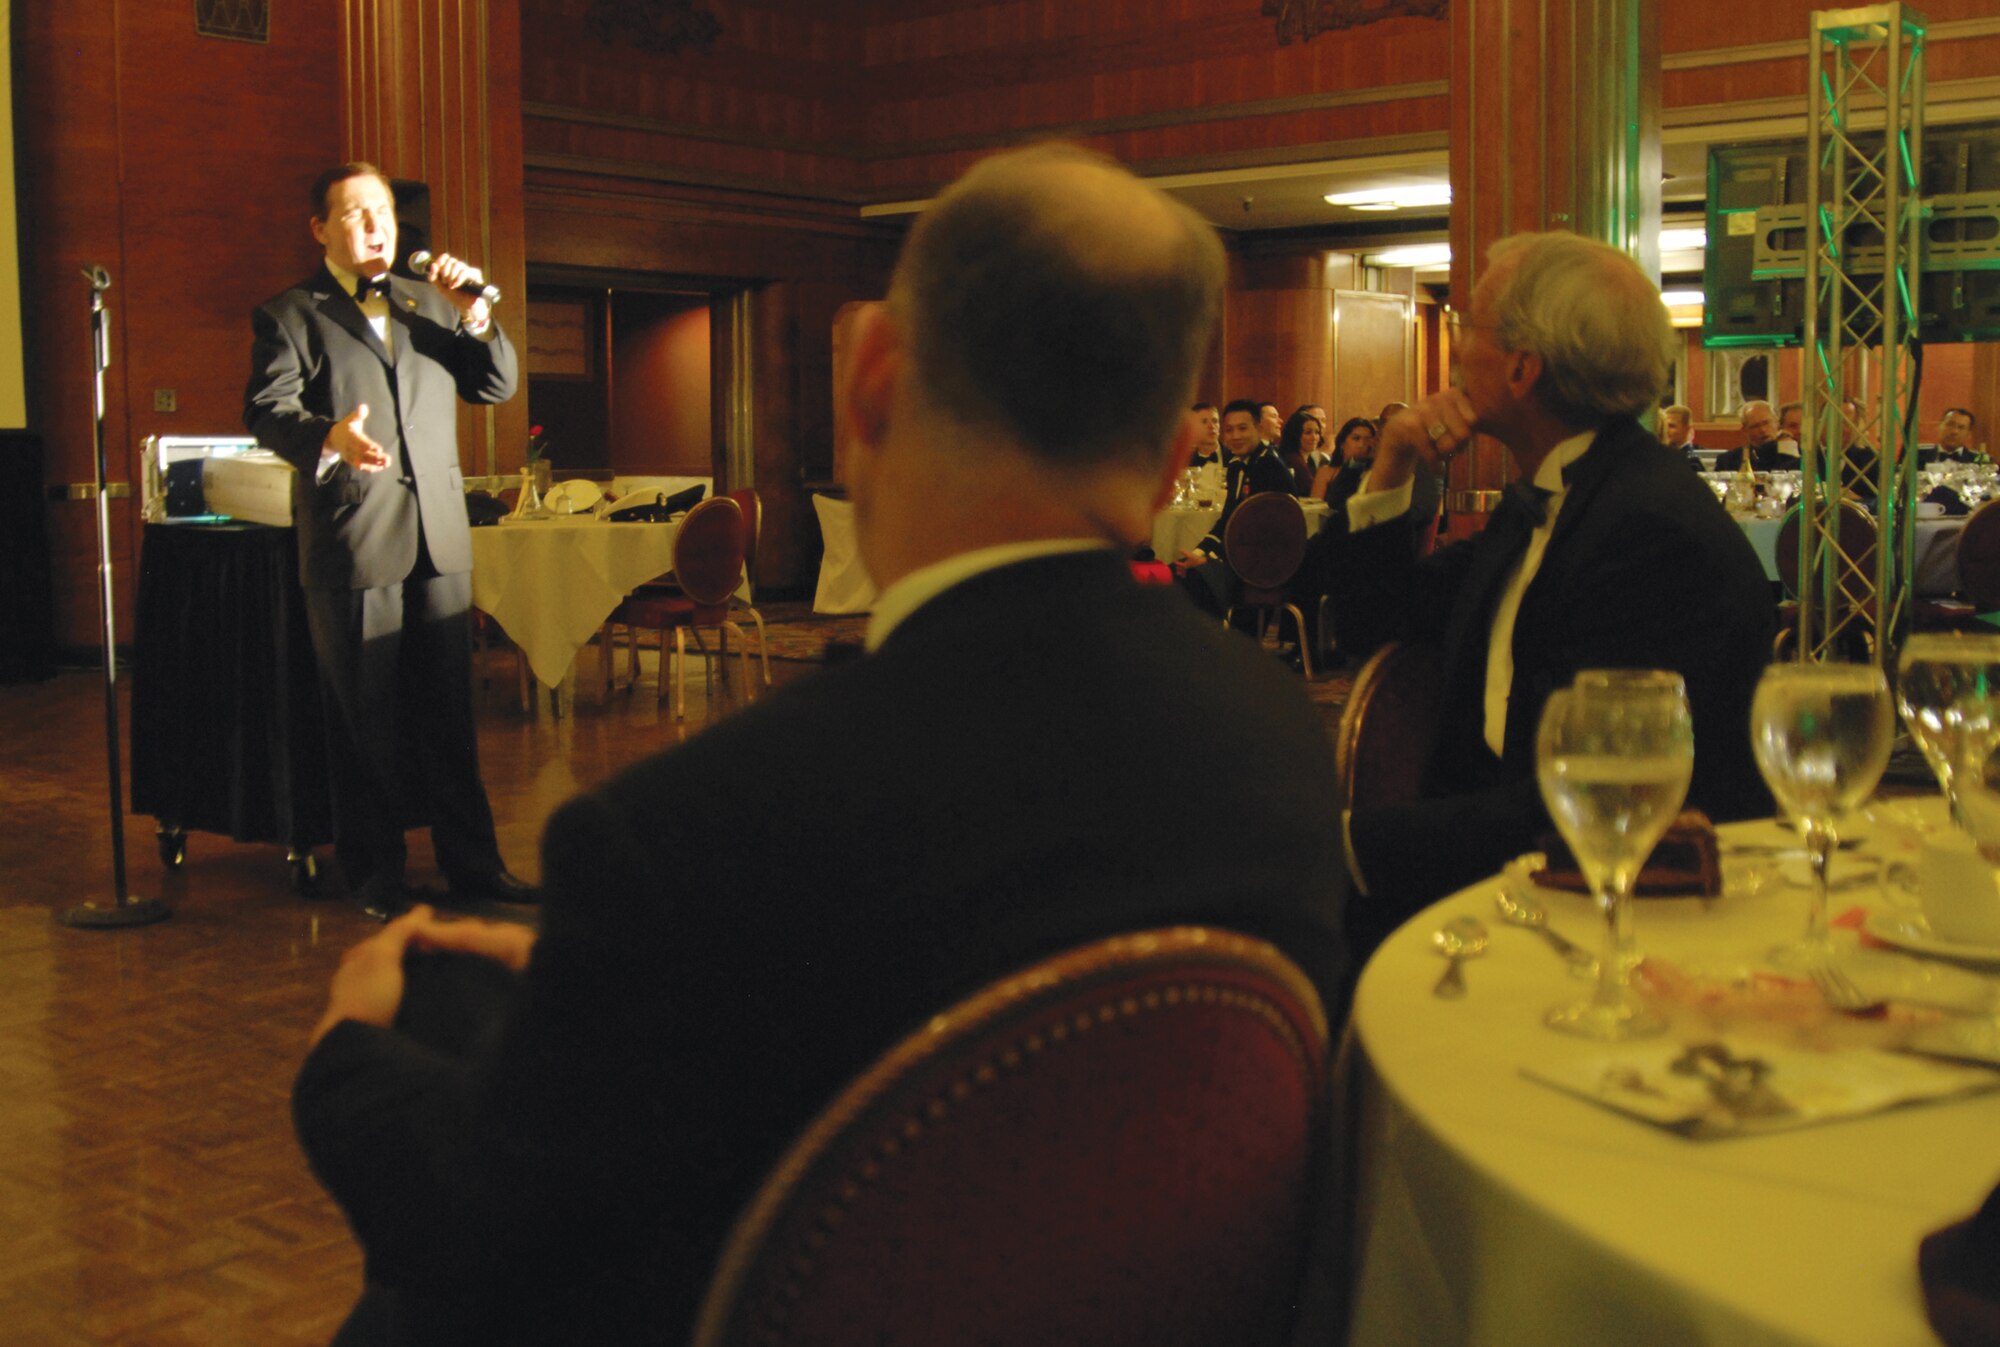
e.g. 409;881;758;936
1713;398;1785;473
291;143;1348;1345
1321;231;1773;950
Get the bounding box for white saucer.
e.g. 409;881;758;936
1864;911;2000;966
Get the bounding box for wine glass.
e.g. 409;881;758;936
1897;633;2000;829
1750;661;1894;966
1535;670;1694;1040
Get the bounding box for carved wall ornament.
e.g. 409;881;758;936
1263;0;1448;45
194;0;268;43
587;0;723;55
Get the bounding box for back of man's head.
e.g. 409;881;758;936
1486;232;1674;429
887;144;1225;469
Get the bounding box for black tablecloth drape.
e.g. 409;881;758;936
130;522;332;848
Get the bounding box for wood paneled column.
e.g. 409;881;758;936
341;0;528;476
1446;0;1661;508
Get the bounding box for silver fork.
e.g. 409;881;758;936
1808;961;1878;1013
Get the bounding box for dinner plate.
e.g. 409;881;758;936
543;479;603;514
1864;911;2000;966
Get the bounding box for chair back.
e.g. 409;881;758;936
1223;492;1309;590
1774;501;1877;604
672;497;747;607
691;928;1330;1347
728;487;762;592
1334;640;1444;814
1956;499;2000;611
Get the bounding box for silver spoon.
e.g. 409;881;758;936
1432;916;1489;999
1494;887;1594;971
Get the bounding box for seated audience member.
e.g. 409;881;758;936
1712;399;1785;473
1316;231;1774;954
1923;407;1983;465
1825;397;1884;495
290;143;1349;1347
1257;400;1284;448
1921;1180;2000;1347
1309;416;1379;515
1187;400;1222;468
1778;400;1804;451
1293;404;1335;480
1308;416;1442;529
1278;408;1328;495
1659;403;1703;469
1178;397;1296;618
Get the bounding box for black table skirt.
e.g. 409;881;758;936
130;523;332;848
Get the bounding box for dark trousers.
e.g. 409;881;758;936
304;564;502;892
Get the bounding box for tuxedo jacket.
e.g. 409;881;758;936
1324;417;1775;942
244;265;518;590
1712;440;1786;475
293;549;1350;1346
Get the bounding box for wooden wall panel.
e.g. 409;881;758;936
344;0;528;477
610;295;712;475
1333;291;1416;426
18;0;340;651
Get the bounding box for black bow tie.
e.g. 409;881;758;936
353;274;391;303
1501;479;1556;528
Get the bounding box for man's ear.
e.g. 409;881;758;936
1507;349;1544;403
309;215;329;251
842;302;901;457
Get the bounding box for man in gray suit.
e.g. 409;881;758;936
245;161;535;918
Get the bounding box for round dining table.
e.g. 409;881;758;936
469;515;679;692
1344;808;2000;1346
1735;512;1966;597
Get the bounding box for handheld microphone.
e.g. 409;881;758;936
406;251;502;307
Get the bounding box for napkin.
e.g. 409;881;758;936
1524;1038;2000;1138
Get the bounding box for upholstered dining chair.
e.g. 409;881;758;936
1773;500;1878;657
603;495;752;719
725;486;772;687
1949;498;2000;614
1334;639;1444;816
690;926;1331;1347
1222;491;1314;677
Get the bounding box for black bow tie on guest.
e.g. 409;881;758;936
353;274;391;303
1500;479;1556;528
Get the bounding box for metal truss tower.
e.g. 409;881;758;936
1796;3;1927;665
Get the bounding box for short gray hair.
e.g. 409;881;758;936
1487;232;1675;427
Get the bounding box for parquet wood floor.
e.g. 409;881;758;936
0;627;1342;1345
0;643;809;1346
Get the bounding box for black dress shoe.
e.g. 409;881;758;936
449;870;542;906
354;876;410;924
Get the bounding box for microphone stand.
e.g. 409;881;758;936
59;265;169;930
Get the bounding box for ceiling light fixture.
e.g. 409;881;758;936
1365;242;1453;269
1324;184;1453;211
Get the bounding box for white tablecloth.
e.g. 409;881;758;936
812;494;876;614
1737;514;1966;597
1150;496;1332;562
1346;811;2000;1346
470;517;677;687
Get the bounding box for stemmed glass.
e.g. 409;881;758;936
1535;670;1695;1040
1750;661;1895;967
1897;633;2000;829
